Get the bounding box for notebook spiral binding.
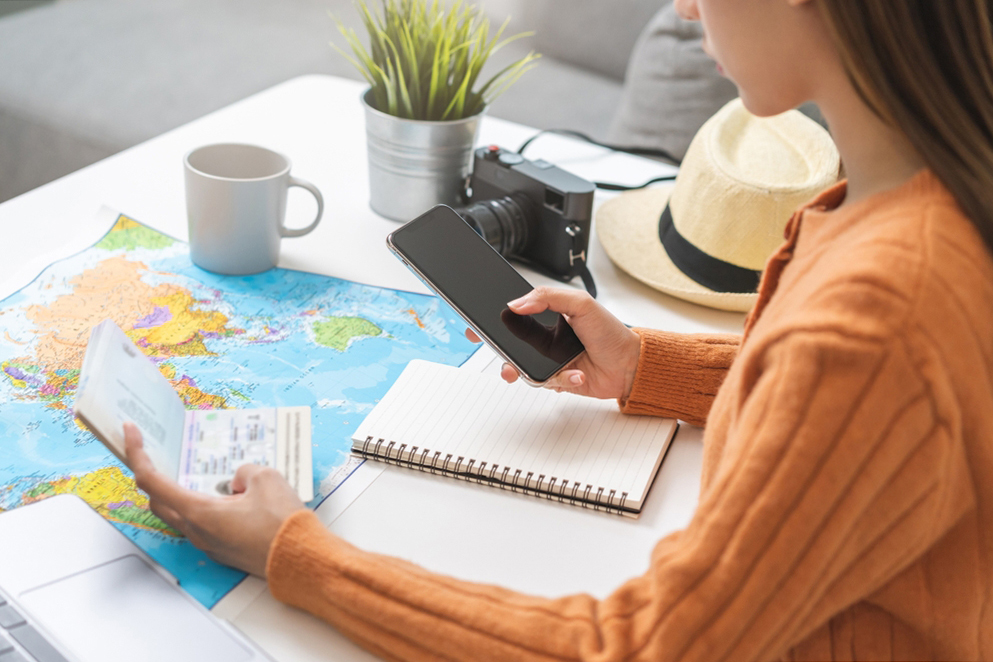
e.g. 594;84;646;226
355;436;631;516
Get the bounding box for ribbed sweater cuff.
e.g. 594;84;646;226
267;509;347;601
619;329;739;426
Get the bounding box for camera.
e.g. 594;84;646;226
456;145;596;285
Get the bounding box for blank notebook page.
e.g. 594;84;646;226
352;360;677;512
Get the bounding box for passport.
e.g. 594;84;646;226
73;320;314;501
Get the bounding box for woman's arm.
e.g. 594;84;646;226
621;329;740;425
477;287;741;425
122;304;971;661
265;328;973;662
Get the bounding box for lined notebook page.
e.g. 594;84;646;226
351;360;677;513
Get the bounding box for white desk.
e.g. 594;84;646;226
0;75;746;661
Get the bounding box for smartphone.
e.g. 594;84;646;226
387;205;585;385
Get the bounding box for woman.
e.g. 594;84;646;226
123;0;993;659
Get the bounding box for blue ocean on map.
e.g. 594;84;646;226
0;214;478;606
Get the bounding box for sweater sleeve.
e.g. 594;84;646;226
266;329;974;662
619;329;740;425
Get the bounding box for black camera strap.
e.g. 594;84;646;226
517;129;682;165
578;264;597;299
513;130;688;297
564;223;598;298
517;129;680;192
593;174;676;191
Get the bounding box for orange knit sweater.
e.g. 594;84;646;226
267;170;993;661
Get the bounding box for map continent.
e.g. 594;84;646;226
0;214;477;606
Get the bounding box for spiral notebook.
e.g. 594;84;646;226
351;360;678;517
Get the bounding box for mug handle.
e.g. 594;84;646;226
280;176;325;238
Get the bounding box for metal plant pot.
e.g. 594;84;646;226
362;89;483;222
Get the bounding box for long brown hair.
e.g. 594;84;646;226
818;0;993;252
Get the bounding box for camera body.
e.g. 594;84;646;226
458;145;596;282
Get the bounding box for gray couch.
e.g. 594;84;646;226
0;0;737;203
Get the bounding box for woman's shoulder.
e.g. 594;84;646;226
770;171;992;340
834;171;992;334
848;172;988;314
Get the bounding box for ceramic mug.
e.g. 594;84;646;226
184;143;324;275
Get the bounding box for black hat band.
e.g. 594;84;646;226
657;204;761;294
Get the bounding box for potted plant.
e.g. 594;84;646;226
334;0;539;221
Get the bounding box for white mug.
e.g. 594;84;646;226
184;143;324;275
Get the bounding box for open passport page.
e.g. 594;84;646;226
73;320;314;501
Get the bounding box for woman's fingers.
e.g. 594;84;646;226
465;328;481;343
508;287;595;318
539;368;586;392
500;363;584;391
557;369;585;388
123;422;206;516
147;499;188;535
123;422;155;477
123;425;301;578
500;363;520;383
230;463;269;494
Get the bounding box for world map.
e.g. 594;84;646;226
0;213;477;607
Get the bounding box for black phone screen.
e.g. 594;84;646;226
389;206;585;383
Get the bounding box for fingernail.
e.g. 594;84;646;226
570;374;582;385
508;295;528;308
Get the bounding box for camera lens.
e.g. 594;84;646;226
455;195;530;257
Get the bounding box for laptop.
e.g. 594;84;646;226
0;495;272;662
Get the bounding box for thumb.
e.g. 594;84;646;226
123;422;153;474
123;422;144;453
230;463;268;494
508;287;596;318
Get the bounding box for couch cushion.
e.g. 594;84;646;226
483;41;624;141
607;4;738;161
522;0;664;81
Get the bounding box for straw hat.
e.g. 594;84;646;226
597;98;841;312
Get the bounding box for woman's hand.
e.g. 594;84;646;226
123;422;305;577
466;287;642;400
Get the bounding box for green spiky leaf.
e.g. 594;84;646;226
331;0;539;121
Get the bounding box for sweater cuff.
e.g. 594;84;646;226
267;509;347;604
619;328;740;426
